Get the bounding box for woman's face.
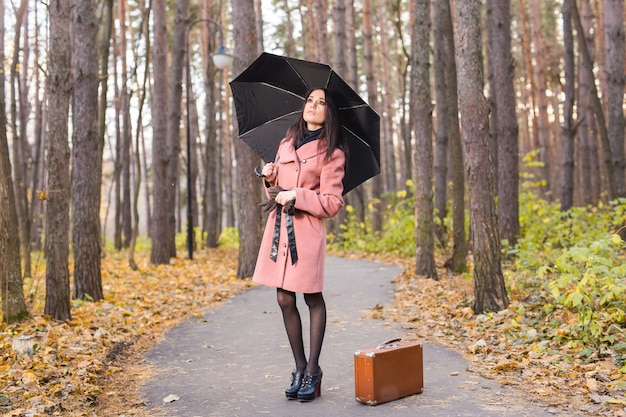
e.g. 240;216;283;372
303;89;327;130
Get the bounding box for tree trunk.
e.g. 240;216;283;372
315;0;329;63
333;0;347;74
527;0;552;196
198;2;221;249
44;0;72;321
0;0;28;322
433;0;449;241
129;0;150;270
29;8;45;252
119;0;132;249
11;0;32;280
166;0;189;258
455;0;508;314
434;0;467;273
71;0;103;301
577;0;595;205
363;0;383;233
232;0;263;278
412;0;437;279
374;0;397;193
150;0;171;264
487;0;519;247
282;0;297;57
572;0;616;200
603;0;625;197
99;0;113;245
560;0;576;211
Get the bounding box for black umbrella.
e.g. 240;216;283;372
229;52;380;195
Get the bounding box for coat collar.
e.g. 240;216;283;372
279;139;325;163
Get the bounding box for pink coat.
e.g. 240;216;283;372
252;138;345;293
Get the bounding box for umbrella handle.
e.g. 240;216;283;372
254;166;266;178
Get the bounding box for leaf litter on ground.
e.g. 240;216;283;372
2;248;626;416
0;248;249;416
372;254;626;417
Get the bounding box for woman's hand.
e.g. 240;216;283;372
262;162;277;183
275;190;296;206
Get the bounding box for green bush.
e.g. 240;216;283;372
217;227;239;248
329;186;416;257
540;234;626;349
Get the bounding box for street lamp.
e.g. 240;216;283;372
186;18;233;260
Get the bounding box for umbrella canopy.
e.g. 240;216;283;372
229;52;380;195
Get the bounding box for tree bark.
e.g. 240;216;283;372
602;0;625;197
487;0;519;247
44;0;72;321
71;0;103;301
527;0;552;196
374;0;398;192
232;0;263;278
455;0;508;314
198;2;222;249
412;0;437;279
129;0;150;270
0;0;28;322
150;0;171;264
560;0;576;211
432;0;449;241
10;0;32;279
119;0;132;249
572;0;616;200
363;0;383;233
577;0;596;205
99;0;113;244
166;0;189;258
434;0;467;273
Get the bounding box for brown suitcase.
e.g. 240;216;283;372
354;338;424;405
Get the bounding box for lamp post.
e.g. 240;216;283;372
185;19;233;260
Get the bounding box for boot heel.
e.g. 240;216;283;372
297;369;323;402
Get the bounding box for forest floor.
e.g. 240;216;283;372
2;248;626;416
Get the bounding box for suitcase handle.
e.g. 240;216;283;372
376;338;402;349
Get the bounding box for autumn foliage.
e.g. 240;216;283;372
0;248;249;416
3;188;626;416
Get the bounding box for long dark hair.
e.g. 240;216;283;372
285;88;348;164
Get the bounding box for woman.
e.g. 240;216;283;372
252;88;347;402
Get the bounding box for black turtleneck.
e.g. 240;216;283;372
296;127;322;149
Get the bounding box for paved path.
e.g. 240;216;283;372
142;257;580;417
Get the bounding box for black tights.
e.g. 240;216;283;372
276;288;326;374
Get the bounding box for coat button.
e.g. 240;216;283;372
282;251;286;256
295;167;299;172
302;159;307;163
283;243;287;247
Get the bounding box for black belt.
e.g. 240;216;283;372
270;206;298;265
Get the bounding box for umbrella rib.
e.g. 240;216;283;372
239;110;301;137
259;82;306;100
343;126;373;149
338;103;370;111
284;60;312;93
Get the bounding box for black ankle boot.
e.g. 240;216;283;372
297;368;323;402
285;370;304;400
